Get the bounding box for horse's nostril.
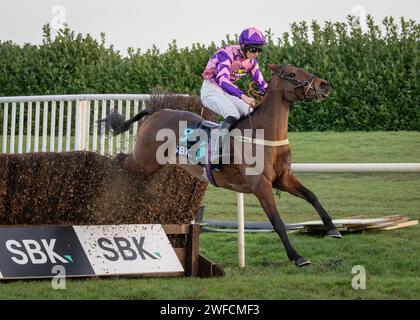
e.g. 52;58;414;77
319;81;331;93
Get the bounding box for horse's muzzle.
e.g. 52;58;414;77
316;80;331;101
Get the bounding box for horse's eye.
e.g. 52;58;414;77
288;73;296;78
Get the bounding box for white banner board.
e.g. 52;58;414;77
74;224;183;276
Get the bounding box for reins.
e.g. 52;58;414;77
235;81;291;148
213;67;322;148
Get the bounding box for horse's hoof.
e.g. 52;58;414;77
327;229;342;238
294;257;311;267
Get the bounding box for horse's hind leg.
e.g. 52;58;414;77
251;175;311;267
274;169;342;238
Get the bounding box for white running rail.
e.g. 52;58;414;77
291;163;420;173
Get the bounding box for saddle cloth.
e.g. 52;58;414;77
177;120;221;165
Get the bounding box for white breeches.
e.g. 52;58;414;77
200;80;251;119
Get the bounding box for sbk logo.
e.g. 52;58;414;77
98;236;159;261
5;239;73;265
0;225;181;279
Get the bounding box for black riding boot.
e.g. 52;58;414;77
212;116;238;172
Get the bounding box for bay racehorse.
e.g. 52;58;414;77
102;63;341;267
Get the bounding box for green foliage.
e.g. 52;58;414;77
0;16;419;130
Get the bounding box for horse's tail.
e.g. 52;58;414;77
100;109;152;135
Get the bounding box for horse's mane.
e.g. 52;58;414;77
144;92;218;122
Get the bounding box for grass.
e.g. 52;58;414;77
2;230;420;299
0;131;420;299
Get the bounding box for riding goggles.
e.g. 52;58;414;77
247;46;263;53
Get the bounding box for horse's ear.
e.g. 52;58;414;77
266;63;278;71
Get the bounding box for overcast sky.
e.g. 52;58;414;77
0;0;418;54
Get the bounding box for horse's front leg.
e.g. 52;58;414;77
274;169;342;238
251;175;311;267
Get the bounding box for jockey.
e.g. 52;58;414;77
200;27;268;171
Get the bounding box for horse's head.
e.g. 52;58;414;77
266;63;331;103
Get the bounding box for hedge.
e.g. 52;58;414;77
0;15;419;131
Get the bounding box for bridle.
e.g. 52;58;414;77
246;64;328;130
276;64;318;102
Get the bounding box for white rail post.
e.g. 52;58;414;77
85;100;91;150
2;103;8;153
26;102;32;153
18;101;24;153
75;100;80;151
49;100;56;152
237;192;245;269
92;100;99;152
42;101;48;152
108;100;114;155
10;102;16;153
66;100;72;151
57;101;64;152
34;101;40;152
75;100;88;151
116;99;123;153
100;99;107;155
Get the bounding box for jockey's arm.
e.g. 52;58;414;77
249;60;268;94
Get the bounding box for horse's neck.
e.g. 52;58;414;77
251;90;290;141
